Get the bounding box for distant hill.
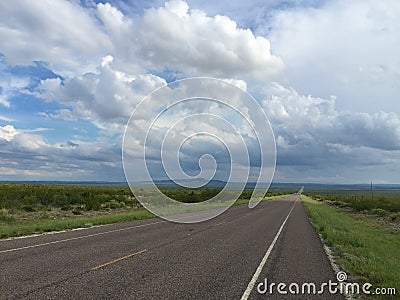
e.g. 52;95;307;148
0;180;128;186
1;180;399;191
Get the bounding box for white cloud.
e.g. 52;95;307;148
97;0;283;79
263;83;400;166
267;0;400;113
0;125;50;145
0;125;20;141
0;75;31;107
0;115;14;122
0;0;110;73
260;82;400;182
222;79;247;91
36;56;167;126
0;96;10;107
0;124;124;181
7;0;284;124
122;78;275;183
12;132;47;150
1;0;399;183
38;109;77;121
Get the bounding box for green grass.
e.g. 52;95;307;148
0;208;155;239
0;183;139;211
301;195;399;297
0;195;288;239
0;182;294;211
307;192;400;222
0;183;290;239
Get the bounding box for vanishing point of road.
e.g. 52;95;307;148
1;195;344;299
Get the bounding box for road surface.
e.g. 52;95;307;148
0;195;344;299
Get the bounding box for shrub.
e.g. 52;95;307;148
390;212;400;222
84;199;101;211
0;211;15;223
22;205;35;212
371;208;388;217
335;201;350;208
72;209;82;215
109;200;120;209
61;204;72;211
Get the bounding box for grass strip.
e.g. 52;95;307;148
301;195;399;297
0;209;154;239
0;194;289;239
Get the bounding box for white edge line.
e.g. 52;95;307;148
240;198;297;300
320;233;354;300
0;220;165;254
1;222;117;241
0;208;224;254
0;207;216;243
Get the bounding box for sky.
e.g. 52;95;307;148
0;0;399;184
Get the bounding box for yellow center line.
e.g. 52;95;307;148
91;249;148;271
214;221;226;227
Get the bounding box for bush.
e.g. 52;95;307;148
84;199;101;211
390;212;400;222
335;201;351;208
72;209;82;215
0;211;15;223
108;200;120;209
371;208;388;217
22;205;35;212
61;204;72;211
0;183;136;211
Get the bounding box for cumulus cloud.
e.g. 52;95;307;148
97;0;283;79
0;0;399;183
0;125;50;144
12;0;284;124
267;0;400;113
0;0;284;79
263;83;400;171
0;124;123;181
0;125;20;141
36;56;167;125
122;78;275;183
0;0;110;73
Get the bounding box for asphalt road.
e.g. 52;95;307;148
0;195;344;299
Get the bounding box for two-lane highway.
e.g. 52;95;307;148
0;195;343;299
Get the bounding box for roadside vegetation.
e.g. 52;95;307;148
301;195;399;298
306;192;400;223
0;183;291;238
